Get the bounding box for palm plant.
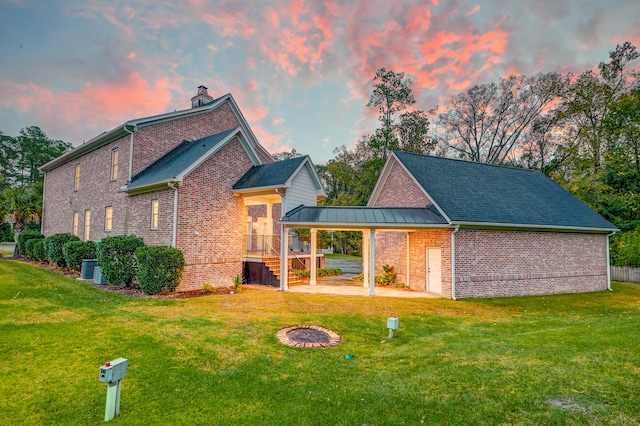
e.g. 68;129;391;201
1;184;42;254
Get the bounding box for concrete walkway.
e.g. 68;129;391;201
288;275;441;298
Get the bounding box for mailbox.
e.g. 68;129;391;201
99;358;128;383
387;316;399;331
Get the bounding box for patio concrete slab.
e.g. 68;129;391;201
287;284;441;298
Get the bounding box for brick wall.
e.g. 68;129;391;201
370;157;431;207
132;103;242;176
43;134;131;239
176;137;254;291
454;229;608;298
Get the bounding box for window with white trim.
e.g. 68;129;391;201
151;199;159;229
111;149;119;181
84;209;91;241
74;164;81;191
72;211;79;236
104;207;113;232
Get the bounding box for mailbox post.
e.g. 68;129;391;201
387;316;399;339
99;358;128;421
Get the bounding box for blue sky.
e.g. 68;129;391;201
0;0;638;163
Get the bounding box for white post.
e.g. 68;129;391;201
280;224;288;291
406;231;410;288
104;381;119;421
362;230;369;288
369;229;376;296
310;228;317;285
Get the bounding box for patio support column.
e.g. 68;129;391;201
362;230;369;288
369;229;376;297
310;228;317;285
266;202;273;237
406;231;411;288
280;224;288;291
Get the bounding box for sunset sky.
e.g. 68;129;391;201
1;0;638;162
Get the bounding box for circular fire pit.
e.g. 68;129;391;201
277;325;341;348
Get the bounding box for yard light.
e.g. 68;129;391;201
387;316;399;339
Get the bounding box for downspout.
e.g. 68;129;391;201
451;225;460;300
124;125;136;181
41;172;47;236
606;230;617;291
169;182;179;248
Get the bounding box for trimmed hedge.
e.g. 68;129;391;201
32;240;47;261
24;238;40;259
17;231;44;256
45;233;81;268
97;235;145;287
135;246;185;295
62;240;97;272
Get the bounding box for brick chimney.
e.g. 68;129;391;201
191;85;214;108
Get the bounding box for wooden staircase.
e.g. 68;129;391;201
262;256;302;285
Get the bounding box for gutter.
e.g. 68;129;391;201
450;221;617;234
124;125;136;182
451;225;460;300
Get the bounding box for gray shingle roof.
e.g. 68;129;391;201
281;206;447;228
127;128;237;190
233;155;308;190
393;151;616;230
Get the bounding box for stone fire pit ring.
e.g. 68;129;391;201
277;325;341;348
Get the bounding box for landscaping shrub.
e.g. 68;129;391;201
24;238;40;258
135;245;185;294
45;233;81;268
97;235;145;287
62;240;97;272
32;240;47;261
17;231;44;255
0;222;14;243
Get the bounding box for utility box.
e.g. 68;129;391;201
387;317;399;331
93;266;108;284
80;259;97;280
99;358;128;383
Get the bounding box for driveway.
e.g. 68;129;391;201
325;258;362;275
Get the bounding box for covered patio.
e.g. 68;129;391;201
279;206;451;297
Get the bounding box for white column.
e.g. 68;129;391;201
362;230;369;288
280;224;288;291
406;231;410;288
310;229;318;285
369;229;376;297
266;202;273;236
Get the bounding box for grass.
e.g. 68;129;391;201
1;260;640;425
0;249;13;258
324;253;362;260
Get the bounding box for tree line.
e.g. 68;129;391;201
288;42;640;263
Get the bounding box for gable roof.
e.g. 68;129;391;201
232;155;325;195
281;206;447;229
40;93;272;172
233;156;307;190
122;127;262;194
379;151;616;232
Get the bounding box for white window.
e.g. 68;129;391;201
72;211;79;236
104;207;113;232
151;199;159;229
74;164;81;191
111;149;119;181
84;209;91;241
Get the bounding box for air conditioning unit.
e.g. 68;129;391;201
93;266;108;284
80;259;97;280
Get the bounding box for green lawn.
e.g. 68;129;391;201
324;253;362;260
2;260;639;425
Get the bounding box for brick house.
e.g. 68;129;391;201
281;151;617;299
40;86;324;291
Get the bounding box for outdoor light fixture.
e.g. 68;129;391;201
387;316;399;339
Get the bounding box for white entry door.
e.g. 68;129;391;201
426;247;442;293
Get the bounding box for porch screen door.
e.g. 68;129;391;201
426;247;442;293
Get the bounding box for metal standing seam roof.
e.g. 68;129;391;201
281;206;448;228
232;155;309;190
126;128;237;190
393;151;617;231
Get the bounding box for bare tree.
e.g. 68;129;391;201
436;72;563;164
